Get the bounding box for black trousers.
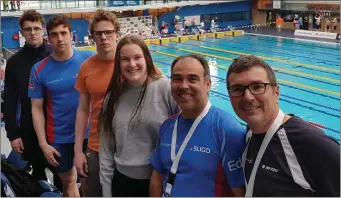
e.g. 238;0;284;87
111;168;150;197
22;133;63;191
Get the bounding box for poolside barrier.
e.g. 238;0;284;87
143;30;245;46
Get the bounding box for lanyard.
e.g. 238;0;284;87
164;101;211;197
242;109;285;197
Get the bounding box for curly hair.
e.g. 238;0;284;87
18;9;45;29
89;9;120;37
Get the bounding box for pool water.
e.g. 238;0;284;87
147;34;340;141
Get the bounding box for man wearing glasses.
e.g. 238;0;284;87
226;55;340;196
74;9;120;197
3;9;63;189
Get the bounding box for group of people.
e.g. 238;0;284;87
3;0;22;12
3;8;340;197
324;17;338;33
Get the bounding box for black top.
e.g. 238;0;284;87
4;41;52;141
245;115;340;197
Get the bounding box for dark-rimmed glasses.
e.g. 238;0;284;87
227;83;277;97
22;27;42;33
93;30;116;38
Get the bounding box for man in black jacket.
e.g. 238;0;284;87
3;9;61;189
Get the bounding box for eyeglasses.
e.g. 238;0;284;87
227;83;277;97
22;27;43;33
93;30;116;38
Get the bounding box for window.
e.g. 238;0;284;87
210;14;222;22
241;11;251;20
201;11;251;23
222;13;231;22
231;12;242;21
202;14;211;24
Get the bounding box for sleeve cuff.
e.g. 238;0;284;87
7;130;21;141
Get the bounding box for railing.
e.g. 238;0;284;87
1;0;192;12
2;48;15;60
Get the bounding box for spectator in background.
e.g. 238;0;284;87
298;16;303;29
276;15;283;32
3;0;9;11
10;0;15;11
325;18;331;32
332;17;338;32
16;0;21;10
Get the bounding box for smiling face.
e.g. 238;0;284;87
228;65;279;128
171;57;211;117
48;24;73;54
119;43;148;86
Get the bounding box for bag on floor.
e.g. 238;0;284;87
1;158;61;197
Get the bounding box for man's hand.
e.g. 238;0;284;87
10;138;24;154
41;144;61;167
75;152;88;178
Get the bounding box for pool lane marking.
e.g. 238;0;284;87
151;50;340;109
198;39;340;65
152;58;340;135
161;42;340;82
182;40;339;73
216;35;340;56
150;47;340;97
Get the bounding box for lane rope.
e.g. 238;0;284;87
150;47;340;97
152;57;340;112
179;41;339;83
155;58;340;135
187;40;340;73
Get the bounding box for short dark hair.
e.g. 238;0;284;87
171;54;211;80
226;55;277;87
46;15;72;35
89;9;120;37
18;10;45;29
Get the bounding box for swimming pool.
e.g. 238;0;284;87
147;34;340;141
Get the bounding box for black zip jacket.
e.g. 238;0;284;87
4;41;52;141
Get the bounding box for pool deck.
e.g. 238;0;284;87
242;27;340;44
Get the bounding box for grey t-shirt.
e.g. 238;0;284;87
99;77;179;197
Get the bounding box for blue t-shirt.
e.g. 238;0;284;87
150;106;246;197
28;49;95;144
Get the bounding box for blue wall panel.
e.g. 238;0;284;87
2;16;88;49
2;17;21;49
159;1;252;33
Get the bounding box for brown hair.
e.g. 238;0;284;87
89;9;120;37
226;55;277;87
171;54;211;80
46;14;71;35
18;10;45;29
99;35;161;138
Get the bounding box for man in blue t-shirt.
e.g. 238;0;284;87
28;15;94;197
149;54;246;197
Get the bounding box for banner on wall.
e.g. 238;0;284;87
184;15;201;26
126;0;139;5
108;0;139;6
294;29;337;40
111;1;125;6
